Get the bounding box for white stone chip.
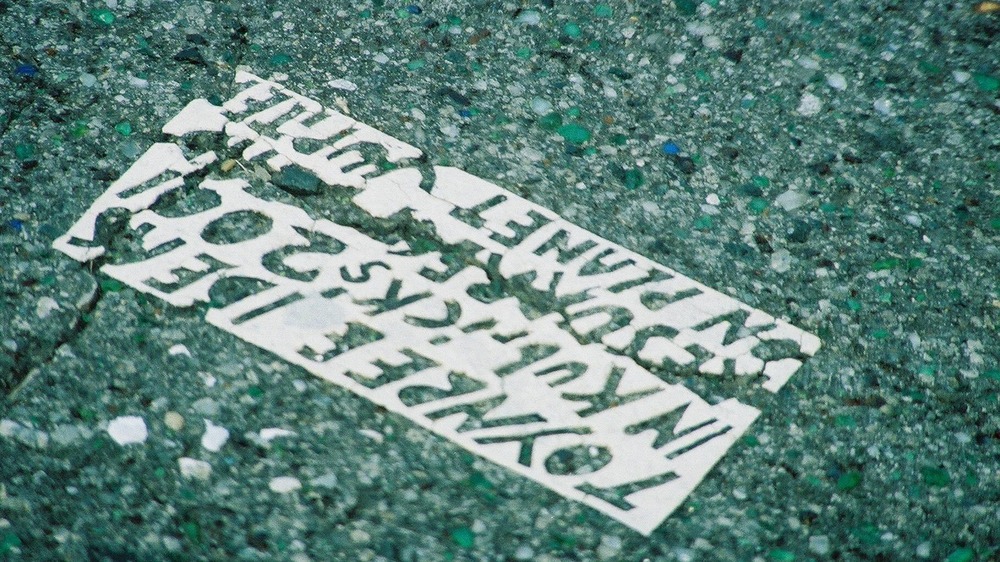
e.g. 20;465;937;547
516;10;540;25
514;546;534;561
770;249;793;273
178;457;212;480
809;535;830;555
106;416;148;446
164;411;184;431
1;419;17;436
359;428;384;443
51;425;88;446
530;97;553;115
269;476;302;493
35;297;60;319
797;93;823;116
597;535;623;559
775;190;810;211
310;473;339;488
826;73;847;91
128;75;149;88
797;57;820;70
328;78;358;91
259;428;296;442
1;419;49;448
201;420;230;452
191;397;219;416
167;344;191;356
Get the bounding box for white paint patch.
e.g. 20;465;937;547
200;419;229;452
163;99;228;136
269;476;302;493
178;457;212;480
107;416;148;446
53;72;821;536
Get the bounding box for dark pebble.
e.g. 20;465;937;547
438;87;471;107
787;220;813;243
93;169;116;181
672;155;696;174
754;233;774;254
609;67;633;80
809;161;831;176
272;165;321;196
675;0;698;16
723;49;744;63
724;242;752;257
15;63;38;77
174;47;206;65
247;531;269;551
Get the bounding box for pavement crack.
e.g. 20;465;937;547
3;271;104;403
